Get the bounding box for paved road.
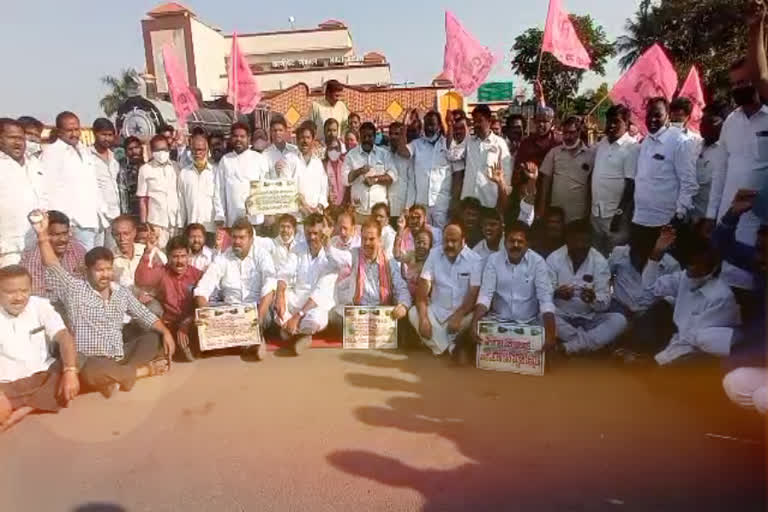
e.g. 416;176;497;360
1;348;765;511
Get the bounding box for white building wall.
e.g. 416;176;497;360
233;29;353;57
151;29;188;95
190;19;228;100
216;65;392;93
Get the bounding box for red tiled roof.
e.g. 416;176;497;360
363;52;387;63
318;19;347;29
147;2;195;17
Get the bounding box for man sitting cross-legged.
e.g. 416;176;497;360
30;210;176;398
194;217;276;359
468;221;556;363
325;219;412;331
274;213;339;355
135;236;203;361
546;219;627;355
408;222;482;357
0;265;80;431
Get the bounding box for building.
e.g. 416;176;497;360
141;2;464;129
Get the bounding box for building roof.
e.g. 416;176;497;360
363;52;387;64
147;2;195;18
318;19;347;29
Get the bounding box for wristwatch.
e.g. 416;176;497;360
614;209;623;216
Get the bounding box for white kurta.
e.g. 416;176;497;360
342;145;397;215
137;160;181;228
461;132;512;209
90;148;121;221
0;152;47;260
214;149;270;226
178;163;217;231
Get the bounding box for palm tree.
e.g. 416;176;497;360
616;0;659;71
99;68;138;117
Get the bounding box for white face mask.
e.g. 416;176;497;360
685;270;714;290
152;150;170;164
563;139;580;150
328;150;341;162
26;141;41;155
425;132;440;144
670;121;685;129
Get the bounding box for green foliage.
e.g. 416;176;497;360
511;15;616;112
99;68;138;117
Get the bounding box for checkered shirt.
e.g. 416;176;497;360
20;242;87;299
46;263;158;358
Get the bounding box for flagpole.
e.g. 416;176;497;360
233;35;239;120
535;0;554;82
586;94;610;117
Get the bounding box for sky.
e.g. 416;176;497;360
0;0;639;124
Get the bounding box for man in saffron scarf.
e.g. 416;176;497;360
325;219;412;333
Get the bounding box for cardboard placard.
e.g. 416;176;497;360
245;178;298;216
343;306;398;349
476;321;545;376
195;303;262;351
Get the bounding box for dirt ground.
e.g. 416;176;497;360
1;348;765;511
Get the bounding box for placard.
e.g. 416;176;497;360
343;306;398;349
245;178;298;216
476;321;545;376
195;303;262;351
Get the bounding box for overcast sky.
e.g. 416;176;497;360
0;0;640;123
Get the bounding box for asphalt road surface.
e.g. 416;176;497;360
1;348;765;511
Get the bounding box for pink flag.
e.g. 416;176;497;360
228;32;261;114
542;0;591;70
609;43;678;134
161;45;199;128
442;11;497;96
678;66;706;132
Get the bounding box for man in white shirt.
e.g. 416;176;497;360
669;97;704;155
704;58;768;290
0;265;80;431
343;122;396;221
265;115;299;179
457;105;513;210
137;134;181;249
387;121;415;223
472;208;504;270
274;213;339;355
42;111;107;251
546;220;627;354
692;111;727;223
0;118;47;266
214;122;271;229
184;223;216;272
447;112;468;184
329;211;361;312
590;105;639;255
194;218;276;334
409;222;481;357
371;203;397;259
310;80;350;139
90;119;121;249
637;228;740;365
471;221;556;354
632;98;698;237
292;121;329;221
266;214;300;275
17;116;44;161
178;133;216;233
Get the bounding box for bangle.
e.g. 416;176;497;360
63;366;78;375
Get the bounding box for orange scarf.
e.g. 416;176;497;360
354;249;392;305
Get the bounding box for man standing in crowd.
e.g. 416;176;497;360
517;107;562;177
692;110;727;224
457;105;512;210
30;211;175;398
395;112;453;229
117;136;144;217
214;122;270;230
632;98;698;247
275;214;339;355
20;210;86;299
590;105;639;255
265;115;298;178
311;80;349;138
17;116;44;161
409;222;481;357
178;133;216;234
343;122;396;223
137;134;181;249
0;265;81;431
293;121;329;221
504;114;526;159
0;118;47;266
42;112;106;250
538;116;595;223
90;118;121;249
448;111;469;186
209;133;226;166
387;121;415;223
347;112;361;138
546;220;627;355
705;58;768;291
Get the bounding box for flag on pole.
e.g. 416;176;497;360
161;45;199;128
677;66;706;132
609;43;678;134
228;32;261;115
542;0;591;70
442;11;496;96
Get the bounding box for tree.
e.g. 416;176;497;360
99;68;138;117
616;0;749;102
511;15;616;114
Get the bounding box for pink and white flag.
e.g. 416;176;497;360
542;0;591;70
228;32;261;114
609;43;678;134
161;45;199;128
678;66;706;132
442;11;496;96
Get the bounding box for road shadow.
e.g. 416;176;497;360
328;350;766;511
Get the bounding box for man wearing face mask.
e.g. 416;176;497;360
326;138;347;207
394;112;451;229
17;116;44;161
636;228;741;366
178;133;217;234
137;135;180;249
117;136;144;217
251;127;269;153
704;58;768;291
537;116;595;223
214;122;270;230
